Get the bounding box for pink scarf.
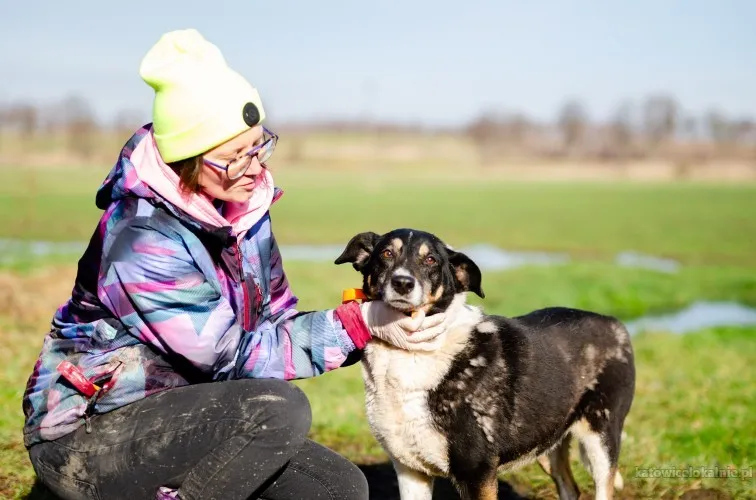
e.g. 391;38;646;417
130;132;275;238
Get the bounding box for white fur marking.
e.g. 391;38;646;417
572;419;613;500
470;356;487;367
477;320;497;334
361;294;483;476
476;412;496;443
614;470;624;490
393;459;434;500
583;344;597;363
500;448;539;472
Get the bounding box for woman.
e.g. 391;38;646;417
22;29;448;500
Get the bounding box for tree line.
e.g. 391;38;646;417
1;93;755;165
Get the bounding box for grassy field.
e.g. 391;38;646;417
2;166;756;266
0;165;754;498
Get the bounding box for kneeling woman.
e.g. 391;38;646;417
22;29;447;500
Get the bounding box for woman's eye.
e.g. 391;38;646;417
425;256;437;265
381;249;393;259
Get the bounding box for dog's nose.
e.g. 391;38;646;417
391;275;415;295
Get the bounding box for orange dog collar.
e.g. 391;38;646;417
342;288;367;304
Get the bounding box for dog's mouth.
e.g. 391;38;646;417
380;292;432;316
385;298;420;314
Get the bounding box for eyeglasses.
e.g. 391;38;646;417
203;126;278;180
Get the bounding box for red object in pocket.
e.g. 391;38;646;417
57;361;99;398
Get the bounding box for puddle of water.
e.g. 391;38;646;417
0;238;87;263
456;244;571;271
0;239;680;273
279;244;346;262
280;243;572;271
615;251;681;274
1;239;752;335
625;301;756;335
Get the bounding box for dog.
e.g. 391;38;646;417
335;229;635;500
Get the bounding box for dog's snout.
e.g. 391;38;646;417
391;275;415;295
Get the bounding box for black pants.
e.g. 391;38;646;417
28;379;369;500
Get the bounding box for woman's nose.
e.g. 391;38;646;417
246;157;264;177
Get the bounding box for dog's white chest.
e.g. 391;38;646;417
360;301;483;477
362;342;452;476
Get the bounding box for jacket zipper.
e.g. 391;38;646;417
236;243;252;331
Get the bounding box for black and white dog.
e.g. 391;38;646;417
335;229;635;500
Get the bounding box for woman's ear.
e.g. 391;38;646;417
447;250;485;298
334;232;381;272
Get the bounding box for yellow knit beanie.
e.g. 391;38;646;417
139;29;266;163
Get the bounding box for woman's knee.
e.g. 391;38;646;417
265;441;369;500
229;379;312;439
330;457;369;500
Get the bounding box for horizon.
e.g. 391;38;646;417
2;1;755;127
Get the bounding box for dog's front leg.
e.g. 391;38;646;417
454;467;499;500
393;459;434;500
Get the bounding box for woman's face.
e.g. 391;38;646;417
199;126;266;203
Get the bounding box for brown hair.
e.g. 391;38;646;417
168;155;203;194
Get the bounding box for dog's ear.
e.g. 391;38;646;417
335;232;381;271
448;250;485;298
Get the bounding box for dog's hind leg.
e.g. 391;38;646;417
537;435;580;500
578;441;624;492
572;419;619;500
392;459;434;500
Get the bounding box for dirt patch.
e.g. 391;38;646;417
357;462;529;500
0;266;77;333
680;488;733;500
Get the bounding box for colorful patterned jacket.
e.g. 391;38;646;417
23;125;369;447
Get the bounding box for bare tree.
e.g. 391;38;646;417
731;118;755;145
113;109;145;136
466;113;502;165
466;110;534;165
607;101;634;160
3;102;39;139
62;95;97;159
502;113;530;149
642;94;678;153
704;110;738;158
557;100;587;156
682;116;699;141
0;102;5;149
17;104;39;139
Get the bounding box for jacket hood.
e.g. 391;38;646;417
96;124;278;238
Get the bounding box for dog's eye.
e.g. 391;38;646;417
381;249;394;259
424;256;437;265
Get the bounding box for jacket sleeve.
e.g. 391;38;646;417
98;222;242;378
233;230;370;380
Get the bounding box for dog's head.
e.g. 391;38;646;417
335;229;484;315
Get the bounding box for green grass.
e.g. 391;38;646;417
2;260;754;498
298;328;756;500
1;167;756;266
0;167;754;498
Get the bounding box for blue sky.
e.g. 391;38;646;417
2;1;755;126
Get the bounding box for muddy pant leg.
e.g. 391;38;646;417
28;379;321;500
256;439;369;500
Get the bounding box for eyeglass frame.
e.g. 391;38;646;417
203;126;278;179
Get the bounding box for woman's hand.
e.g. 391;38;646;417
359;301;448;351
